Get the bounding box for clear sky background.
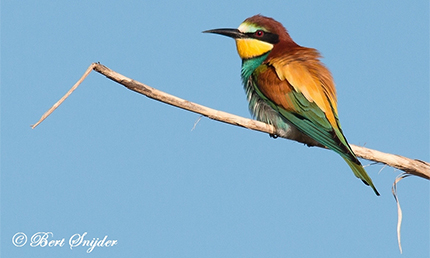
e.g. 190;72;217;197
2;1;429;257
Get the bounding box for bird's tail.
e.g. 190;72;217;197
343;158;380;196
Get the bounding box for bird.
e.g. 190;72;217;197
204;14;379;195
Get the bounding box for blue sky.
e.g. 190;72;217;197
2;1;429;257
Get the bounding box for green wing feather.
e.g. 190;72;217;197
275;90;380;195
249;62;380;195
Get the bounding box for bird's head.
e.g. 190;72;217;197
204;15;294;59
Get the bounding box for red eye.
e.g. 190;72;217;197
255;30;264;37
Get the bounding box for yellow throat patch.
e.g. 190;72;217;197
235;38;273;59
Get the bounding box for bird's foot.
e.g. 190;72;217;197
269;134;278;139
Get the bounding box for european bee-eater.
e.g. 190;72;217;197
204;15;379;195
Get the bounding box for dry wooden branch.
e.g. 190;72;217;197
32;62;430;180
31;62;429;254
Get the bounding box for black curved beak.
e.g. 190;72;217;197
203;28;245;39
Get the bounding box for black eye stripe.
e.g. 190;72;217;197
245;31;279;44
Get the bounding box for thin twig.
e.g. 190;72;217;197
392;173;410;254
191;116;203;131
31;63;97;129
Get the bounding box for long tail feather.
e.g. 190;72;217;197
344;158;380;196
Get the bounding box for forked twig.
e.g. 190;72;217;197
31;62;429;254
31;63;430;181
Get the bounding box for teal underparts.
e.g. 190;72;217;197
240;52;292;133
240;53;270;82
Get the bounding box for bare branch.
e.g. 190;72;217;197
32;62;430;181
